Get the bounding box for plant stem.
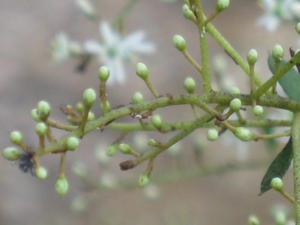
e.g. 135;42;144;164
182;49;202;73
292;111;300;224
253;51;300;99
206;22;263;86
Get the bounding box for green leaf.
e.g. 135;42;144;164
260;138;293;194
268;55;300;101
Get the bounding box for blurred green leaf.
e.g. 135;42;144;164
260;138;293;194
268;55;300;101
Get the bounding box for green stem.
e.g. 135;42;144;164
292;111;300;224
194;1;212;93
182;49;202;73
206;22;263;87
144;79;160;98
253;51;300;99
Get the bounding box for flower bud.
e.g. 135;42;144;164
87;111;95;120
136;63;149;80
234;127;254;141
66;136;80;150
216;0;230;11
36;166;48;179
31;108;41;122
253;105;264;116
272;44;284;60
271;177;284;191
173;35;187;52
82;88;97;108
55;175;69;195
98;66;110;81
105;145;119;157
229;98;242;111
132;92;144;104
75;102;85;113
119;143;132;154
148;138;159;147
229;87;240;95
37;100;51;120
248;215;260;225
247;49;258;65
207;128;219;141
35;122;48;136
184;77;196;93
10;131;23;145
151;114;163;129
182;4;196;20
296;22;300;35
138;173;150;186
2;147;20;160
274;211;286;225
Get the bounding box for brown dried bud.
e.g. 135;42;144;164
119;160;137;170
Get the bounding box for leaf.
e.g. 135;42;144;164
260;138;293;194
268;55;300;101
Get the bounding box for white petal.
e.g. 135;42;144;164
99;22;120;45
84;40;105;55
119;31;155;56
105;58;125;85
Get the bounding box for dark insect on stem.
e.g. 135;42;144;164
75;53;93;73
18;151;35;175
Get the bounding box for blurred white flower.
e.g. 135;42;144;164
71;195;89;212
75;0;96;19
51;32;82;62
84;22;155;84
51;33;70;62
95;146;110;164
143;184;160;200
100;172;118;189
167;142;182;157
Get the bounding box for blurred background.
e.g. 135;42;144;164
0;0;298;224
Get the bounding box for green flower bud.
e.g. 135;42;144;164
35;122;48;136
229;87;240;95
234;127;254;141
98;66;110;81
272;44;284;60
72;161;87;178
55;175;69;195
132;92;144;104
2;147;20;161
136;62;149;80
148;138;159;147
253;105;264;116
138;173;150;186
173;35;187;52
36;166;48;179
151;114;163;129
10;131;23;145
37;100;51;120
182;4;195;20
82;88;97;108
66;136;80;150
271;177;284;191
101;100;111;112
247;49;258;65
248;215;260;225
296;22;300;35
87;111;95;120
207;128;219;141
275;211;286;225
119;143;132;154
105;145;119;157
31;108;41;122
184;77;196;93
216;0;230;11
230;98;242;111
75;102;85;113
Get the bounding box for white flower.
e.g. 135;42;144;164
84;22;155;84
75;0;96;19
51;33;71;62
257;14;280;32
